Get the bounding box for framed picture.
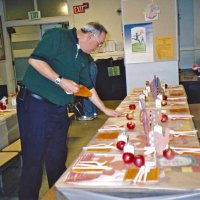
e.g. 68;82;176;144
0;16;5;60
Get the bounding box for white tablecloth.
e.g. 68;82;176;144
55;85;200;200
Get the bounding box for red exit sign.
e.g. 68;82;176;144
73;3;89;14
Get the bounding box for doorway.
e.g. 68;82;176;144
7;22;69;85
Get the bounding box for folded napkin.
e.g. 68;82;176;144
170;130;197;136
169;108;189;114
98;125;126;132
171;146;200;155
96;131;120;139
83;143;115;152
74;85;92;97
168;114;193;120
167;97;187;100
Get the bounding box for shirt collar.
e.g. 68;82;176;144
71;27;79;44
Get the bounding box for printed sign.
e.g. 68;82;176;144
73;3;89;14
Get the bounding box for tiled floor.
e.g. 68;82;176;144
0;100;121;200
1;101;200;200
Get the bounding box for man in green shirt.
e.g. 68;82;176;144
17;22;121;200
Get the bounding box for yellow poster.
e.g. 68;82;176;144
156;36;174;59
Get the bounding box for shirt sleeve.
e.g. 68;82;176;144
30;28;61;63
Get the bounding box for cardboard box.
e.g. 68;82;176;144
179;70;198;82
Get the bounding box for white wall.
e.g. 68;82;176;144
122;0;179;93
125;61;179;93
67;0;122;43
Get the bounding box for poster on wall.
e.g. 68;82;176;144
0;16;5;60
124;22;153;63
156;36;174;59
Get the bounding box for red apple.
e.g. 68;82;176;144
163;94;168;100
127;121;135;130
163;148;175;160
129;104;136;110
126;113;134;120
161;113;168;123
0;104;6;110
133;155;145;167
122;152;134;164
161;100;167;106
116;140;126;151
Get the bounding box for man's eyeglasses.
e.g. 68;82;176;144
93;34;104;47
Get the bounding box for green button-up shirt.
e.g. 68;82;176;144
23;27;93;106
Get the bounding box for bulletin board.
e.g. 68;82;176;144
122;0;178;63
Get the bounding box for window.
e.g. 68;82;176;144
37;0;68;18
3;0;68;21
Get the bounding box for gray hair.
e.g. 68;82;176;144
81;22;107;37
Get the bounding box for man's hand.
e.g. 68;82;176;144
60;78;80;94
103;107;122;117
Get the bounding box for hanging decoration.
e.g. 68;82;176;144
143;0;160;21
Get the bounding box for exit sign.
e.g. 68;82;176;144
73;3;89;14
28;11;41;20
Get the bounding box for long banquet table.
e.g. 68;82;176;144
55;84;200;200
